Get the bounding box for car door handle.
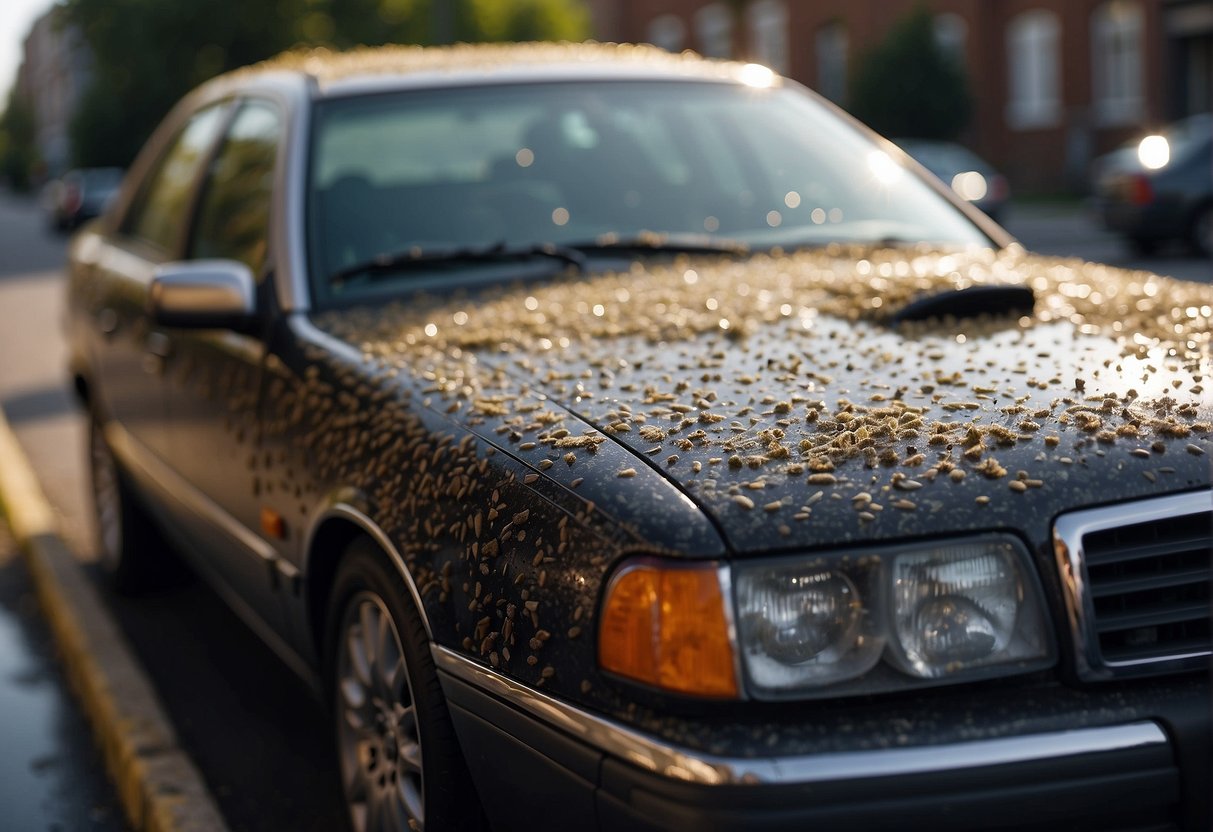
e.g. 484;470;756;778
98;307;118;336
146;331;172;358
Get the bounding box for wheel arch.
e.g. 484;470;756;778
304;505;433;662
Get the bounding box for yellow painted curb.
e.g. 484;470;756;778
0;407;230;832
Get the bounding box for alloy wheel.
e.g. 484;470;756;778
336;591;424;832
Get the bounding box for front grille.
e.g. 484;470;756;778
1054;491;1212;681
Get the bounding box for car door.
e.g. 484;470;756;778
156;98;291;637
84;102;230;462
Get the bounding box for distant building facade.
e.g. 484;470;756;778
599;0;1211;194
15;5;92;176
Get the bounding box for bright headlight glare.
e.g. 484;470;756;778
887;540;1049;678
1137;135;1169;170
736;559;885;695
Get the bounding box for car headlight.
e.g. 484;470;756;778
736;558;885;692
734;536;1053;699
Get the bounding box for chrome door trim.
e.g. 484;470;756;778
432;645;1168;787
304;503;433;641
1053;490;1213;681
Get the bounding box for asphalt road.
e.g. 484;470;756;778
1001;201;1211;284
0;190;1206;831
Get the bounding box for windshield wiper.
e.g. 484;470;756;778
890;284;1035;325
329;241;586;287
561;232;749;257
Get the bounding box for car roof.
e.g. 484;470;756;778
215;42;765;99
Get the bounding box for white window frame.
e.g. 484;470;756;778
695;3;733;59
933;12;968;66
747;0;789;73
1005;9;1063;130
647;14;686;53
815;21;849;104
1091;1;1144;126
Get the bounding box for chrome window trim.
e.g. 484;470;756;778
1053;489;1213;681
432;645;1167;787
277;77;313;313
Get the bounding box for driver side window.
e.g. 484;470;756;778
189;100;283;277
123;103;228;254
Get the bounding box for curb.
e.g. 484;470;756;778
0;406;230;832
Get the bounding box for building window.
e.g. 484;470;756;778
933;12;968;66
1091;1;1144;126
695;3;732;59
647;14;686;53
747;0;789;73
815;20;848;104
1006;10;1062;130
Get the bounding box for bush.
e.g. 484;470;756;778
848;5;972;141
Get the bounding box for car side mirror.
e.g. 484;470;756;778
149;260;257;331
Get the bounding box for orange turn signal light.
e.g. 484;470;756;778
598;562;739;698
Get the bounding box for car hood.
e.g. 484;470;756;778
315;245;1212;556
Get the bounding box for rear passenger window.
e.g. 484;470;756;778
124;104;227;254
189;101;282;275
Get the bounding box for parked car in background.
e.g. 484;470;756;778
44;167;124;231
66;44;1211;832
894;139;1010;223
1092;113;1213;257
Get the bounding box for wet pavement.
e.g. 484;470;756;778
0;523;128;832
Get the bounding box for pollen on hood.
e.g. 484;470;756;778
317;244;1212;521
232;41;750;87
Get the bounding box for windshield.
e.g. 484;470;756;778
307;80;992;303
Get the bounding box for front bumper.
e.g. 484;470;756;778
435;647;1209;831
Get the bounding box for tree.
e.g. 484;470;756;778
848;5;972;141
0;90;39;191
66;0;590;167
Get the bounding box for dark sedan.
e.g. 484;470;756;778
1093;113;1212;256
66;44;1212;832
45;166;124;231
895;138;1010;222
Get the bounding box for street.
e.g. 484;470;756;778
0;189;1208;831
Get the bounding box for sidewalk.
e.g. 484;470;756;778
0;522;128;832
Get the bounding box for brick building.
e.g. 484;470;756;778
593;0;1212;195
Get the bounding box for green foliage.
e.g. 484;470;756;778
0;90;38;191
66;0;590;167
848;5;972;141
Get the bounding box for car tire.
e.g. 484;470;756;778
88;417;169;592
1189;204;1212;258
325;538;487;832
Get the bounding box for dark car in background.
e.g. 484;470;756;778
66;44;1211;832
895;138;1010;222
1092;113;1212;257
44;166;124;231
